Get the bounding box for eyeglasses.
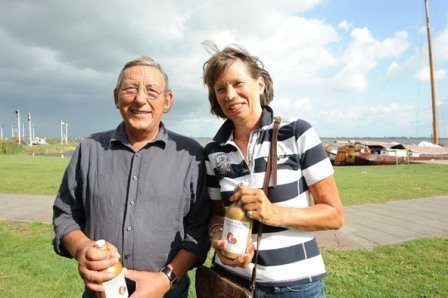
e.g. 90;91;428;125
120;85;164;100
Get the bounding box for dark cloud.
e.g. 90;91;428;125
2;0;440;139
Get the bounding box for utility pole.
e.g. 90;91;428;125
424;0;438;144
15;110;21;144
60;119;64;145
28;113;33;146
65;122;68;144
32;122;35;140
0;122;3;139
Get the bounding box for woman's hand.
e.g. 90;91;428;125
230;184;279;226
211;231;255;268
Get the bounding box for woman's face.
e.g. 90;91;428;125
213;60;265;125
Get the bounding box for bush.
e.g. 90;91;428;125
0;139;79;156
0;139;24;155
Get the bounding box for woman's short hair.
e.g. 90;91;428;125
116;56;171;92
202;41;274;119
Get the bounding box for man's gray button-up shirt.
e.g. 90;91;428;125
52;122;210;272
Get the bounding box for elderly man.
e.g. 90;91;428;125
53;56;210;297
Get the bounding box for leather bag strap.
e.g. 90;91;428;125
249;117;281;295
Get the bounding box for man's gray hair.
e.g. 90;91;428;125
116;56;171;91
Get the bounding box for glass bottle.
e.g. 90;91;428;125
95;239;128;298
221;199;253;259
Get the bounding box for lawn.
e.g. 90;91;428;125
334;163;448;205
0;220;446;297
0;155;69;195
323;238;448;296
1;156;447;296
1;155;448;205
0;220;81;297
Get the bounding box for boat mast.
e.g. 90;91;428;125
424;0;438;144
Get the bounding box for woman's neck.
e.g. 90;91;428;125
233;117;261;142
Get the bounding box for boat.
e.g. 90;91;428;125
327;140;448;166
325;142;370;166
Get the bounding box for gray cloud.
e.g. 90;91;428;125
2;0;438;139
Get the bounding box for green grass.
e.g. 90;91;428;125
0;155;69;195
323;237;448;297
1;153;447;296
1;155;448;205
1;220;446;297
0;220;82;297
335;164;448;205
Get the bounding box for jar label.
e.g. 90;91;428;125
222;217;251;255
103;270;128;298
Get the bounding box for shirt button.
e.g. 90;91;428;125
126;226;132;231
133;175;138;180
130;200;135;205
136;153;140;157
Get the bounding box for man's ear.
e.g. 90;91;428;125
113;88;119;108
163;91;174;113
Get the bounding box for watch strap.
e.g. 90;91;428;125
160;266;178;288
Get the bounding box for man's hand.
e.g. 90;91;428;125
125;269;171;298
75;240;121;292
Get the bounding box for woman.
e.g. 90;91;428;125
202;43;344;297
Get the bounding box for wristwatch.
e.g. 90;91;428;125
160;266;178;288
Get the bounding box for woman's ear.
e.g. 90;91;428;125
258;76;265;95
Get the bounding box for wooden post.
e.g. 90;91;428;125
424;0;438;145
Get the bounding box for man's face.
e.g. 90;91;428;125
114;65;172;137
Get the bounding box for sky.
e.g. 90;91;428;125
1;0;448;139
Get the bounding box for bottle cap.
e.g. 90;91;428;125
95;239;106;248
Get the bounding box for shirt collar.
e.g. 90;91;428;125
110;122;167;150
213;105;274;143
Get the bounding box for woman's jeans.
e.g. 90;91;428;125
255;279;325;298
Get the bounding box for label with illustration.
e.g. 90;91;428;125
222;217;251;254
103;270;128;298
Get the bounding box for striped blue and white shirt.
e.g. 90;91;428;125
205;105;334;286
